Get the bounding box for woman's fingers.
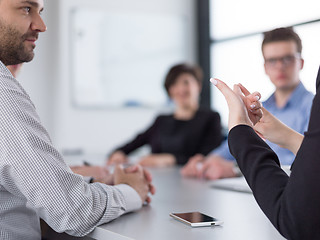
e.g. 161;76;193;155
237;83;263;125
212;78;263;128
210;78;236;100
238;83;250;96
210;78;243;109
210;78;252;130
233;83;243;96
249;100;262;111
239;83;262;101
238;83;261;106
251;91;261;101
252;108;263;117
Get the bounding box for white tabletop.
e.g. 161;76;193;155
89;167;285;240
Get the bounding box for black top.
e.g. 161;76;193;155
115;109;222;165
228;67;320;240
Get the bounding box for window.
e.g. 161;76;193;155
209;0;320;127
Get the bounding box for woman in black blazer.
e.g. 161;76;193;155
108;64;223;167
210;67;320;240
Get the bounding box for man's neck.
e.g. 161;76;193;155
274;82;299;108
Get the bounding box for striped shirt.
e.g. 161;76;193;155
0;61;141;240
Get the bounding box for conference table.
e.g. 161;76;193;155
88;167;285;240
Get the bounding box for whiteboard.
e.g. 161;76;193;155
70;8;189;108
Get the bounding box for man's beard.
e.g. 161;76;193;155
0;19;38;66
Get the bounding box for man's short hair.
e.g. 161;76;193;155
262;27;302;54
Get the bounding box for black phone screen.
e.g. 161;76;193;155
173;212;217;223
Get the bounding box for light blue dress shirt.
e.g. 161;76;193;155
212;82;314;165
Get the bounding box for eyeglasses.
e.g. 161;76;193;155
265;54;300;68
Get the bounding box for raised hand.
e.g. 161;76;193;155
210;78;262;130
238;83;263;125
254;107;303;155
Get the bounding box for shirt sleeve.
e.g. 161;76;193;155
297;93;314;134
211;140;236;161
228;74;320;239
0;79;142;237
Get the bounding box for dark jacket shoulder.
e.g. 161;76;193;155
316;66;320;91
196;108;221;120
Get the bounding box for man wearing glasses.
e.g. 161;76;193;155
181;27;314;179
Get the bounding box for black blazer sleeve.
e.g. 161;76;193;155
316;65;320;90
196;111;223;155
114;117;160;155
228;66;320;240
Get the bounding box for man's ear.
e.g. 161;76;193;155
299;58;304;70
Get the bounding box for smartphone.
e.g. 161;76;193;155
170;212;223;227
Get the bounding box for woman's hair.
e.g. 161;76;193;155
164;63;203;96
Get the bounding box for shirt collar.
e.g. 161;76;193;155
0;60;6;70
263;81;306;110
0;60;15;78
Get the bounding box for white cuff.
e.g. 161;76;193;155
114;184;142;212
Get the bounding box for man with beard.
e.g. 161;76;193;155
0;1;155;239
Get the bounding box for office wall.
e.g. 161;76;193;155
20;0;197;159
